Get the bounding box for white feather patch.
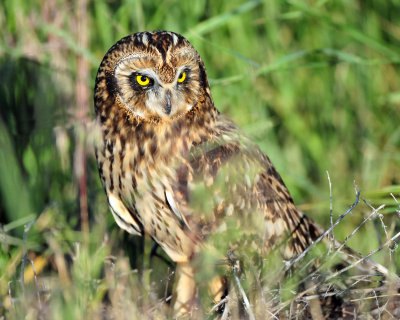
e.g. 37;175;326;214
165;190;191;231
171;33;178;46
108;194;142;235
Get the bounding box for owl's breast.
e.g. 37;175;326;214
97;121;198;262
130;138;198;262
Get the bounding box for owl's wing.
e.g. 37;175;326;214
171;115;320;259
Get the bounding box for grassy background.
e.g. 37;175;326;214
0;0;400;318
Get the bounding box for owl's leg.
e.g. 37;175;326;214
172;261;197;318
209;275;227;304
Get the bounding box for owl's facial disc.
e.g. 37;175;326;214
115;57;198;120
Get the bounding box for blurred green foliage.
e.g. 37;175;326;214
0;0;399;318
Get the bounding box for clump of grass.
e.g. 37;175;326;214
2;187;399;319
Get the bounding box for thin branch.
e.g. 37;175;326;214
350;293;400;302
391;193;400;208
326;230;400;282
232;270;256;320
326;171;335;251
20;219;35;297
208;297;227;314
28;258;42;309
337;204;385;253
391;193;400;219
362;196;388;242
296;203;384;293
284;190;361;271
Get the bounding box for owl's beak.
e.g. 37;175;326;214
164;90;172;115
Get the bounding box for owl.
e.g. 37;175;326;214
94;31;399;319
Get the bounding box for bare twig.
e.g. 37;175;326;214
271;186;400;318
391;193;400;207
297;203;381;292
8;219;42;313
227;250;256;320
266;309;280;320
284;190;361;271
338;204;385;253
326;171;335;252
372;288;381;320
232;271;255;320
20;219;35;296
208;297;227;314
362;196;388;242
350;293;400;302
326;230;400;282
28;258;42;308
163;267;174;303
391;193;400;218
295;228;400;306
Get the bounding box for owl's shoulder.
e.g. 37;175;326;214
186;114;269;177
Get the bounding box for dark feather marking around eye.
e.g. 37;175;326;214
106;72;117;95
198;63;207;87
128;72;154;90
177;68;191;85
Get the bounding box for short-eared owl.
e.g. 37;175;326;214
94;31;399;318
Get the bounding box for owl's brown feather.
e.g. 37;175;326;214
94;31;400;318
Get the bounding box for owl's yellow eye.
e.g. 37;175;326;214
136;75;150;86
177;71;186;83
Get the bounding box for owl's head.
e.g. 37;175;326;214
95;31;212;122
